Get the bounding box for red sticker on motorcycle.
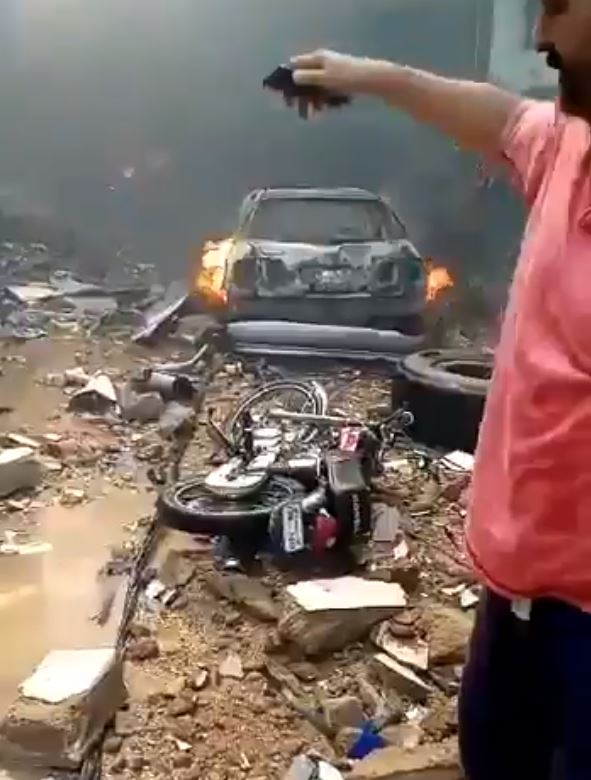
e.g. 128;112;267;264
340;427;361;452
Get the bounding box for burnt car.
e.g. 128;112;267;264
196;187;427;337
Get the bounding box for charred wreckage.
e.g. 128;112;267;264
133;185;488;454
193;187;429;361
136;186;457;361
0;202;493;779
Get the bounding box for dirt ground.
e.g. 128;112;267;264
0;333;474;780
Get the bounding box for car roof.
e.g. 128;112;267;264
250;187;382;202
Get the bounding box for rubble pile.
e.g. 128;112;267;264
0;239;165;341
101;367;474;779
0;293;476;779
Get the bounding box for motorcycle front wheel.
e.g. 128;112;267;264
157;474;306;536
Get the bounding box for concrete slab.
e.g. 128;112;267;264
0;650;125;769
0;448;42;498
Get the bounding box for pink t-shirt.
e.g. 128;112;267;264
467;100;591;609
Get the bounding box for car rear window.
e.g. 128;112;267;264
247;198;405;244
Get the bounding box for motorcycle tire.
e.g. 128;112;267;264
157;474;306;536
225;380;328;446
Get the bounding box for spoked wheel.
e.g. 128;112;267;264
157;475;306;536
225;380;327;446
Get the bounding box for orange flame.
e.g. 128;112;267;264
195;238;233;304
426;263;454;302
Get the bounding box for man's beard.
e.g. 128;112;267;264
543;47;591;120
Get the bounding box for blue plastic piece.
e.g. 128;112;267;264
347;721;387;760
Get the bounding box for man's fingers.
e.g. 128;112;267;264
290;51;327;69
292;69;326;87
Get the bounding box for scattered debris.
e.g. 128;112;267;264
123;663;188;703
219;652;244;680
157;550;198;590
132;280;188;344
373;653;433;702
0;532;52;556
373;623;429;671
0;446;42;498
205;572;279;622
20;648;117;705
141;370;195;401
103;735;124;755
120;388;165;423
159;401;196;439
280;604;402;657
348;737;461;780
284;756;344;780
68;373;118;415
64;367;91;387
6;284;57;306
420;606;473;666
379;722;423;750
0;648;125;769
323;695;366;731
115;709;144;736
287;577;407;612
348;722;387;760
167;695;196;717
459;587;480;610
0;290;480;778
191;668;209;691
2;432;40;449
126;637;160;662
60;486;86;506
422;696;459;741
279;577;407;655
441;450;475;473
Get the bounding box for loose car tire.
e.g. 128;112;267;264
397;349;493;453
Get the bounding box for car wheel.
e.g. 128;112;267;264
396;349;493;453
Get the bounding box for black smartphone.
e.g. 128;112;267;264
263;64;351;109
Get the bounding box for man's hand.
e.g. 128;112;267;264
291;50;392;96
290;49;520;155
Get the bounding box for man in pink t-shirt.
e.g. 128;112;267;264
291;2;591;777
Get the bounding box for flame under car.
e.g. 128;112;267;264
194;188;429;338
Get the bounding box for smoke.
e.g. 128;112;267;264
0;0;521;297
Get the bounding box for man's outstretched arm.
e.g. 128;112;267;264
292;51;521;156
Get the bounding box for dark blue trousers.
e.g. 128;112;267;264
459;589;591;780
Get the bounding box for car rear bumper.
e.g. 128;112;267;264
226;320;426;363
224;294;424;329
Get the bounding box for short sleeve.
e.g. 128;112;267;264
501;100;558;205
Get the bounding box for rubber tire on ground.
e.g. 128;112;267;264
156;474;306;537
397;349;493;453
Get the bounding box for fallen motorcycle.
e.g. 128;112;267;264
156;379;413;562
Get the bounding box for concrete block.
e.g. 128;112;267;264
0;448;42;498
0;648;125;770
